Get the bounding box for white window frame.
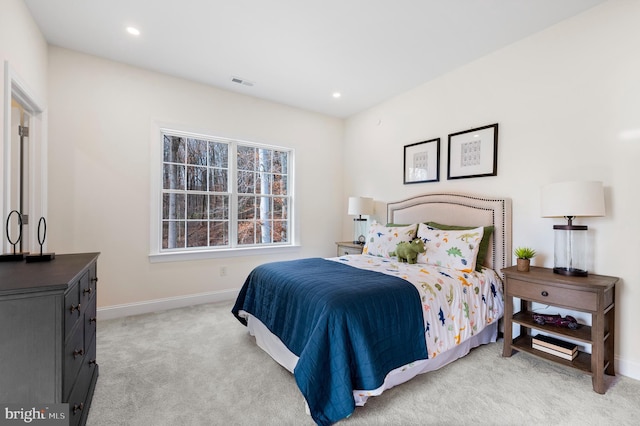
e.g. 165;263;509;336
149;124;297;262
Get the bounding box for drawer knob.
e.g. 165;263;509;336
91;277;99;283
69;303;81;314
89;359;97;365
73;348;85;359
83;287;93;295
541;291;549;297
72;403;84;415
89;317;97;324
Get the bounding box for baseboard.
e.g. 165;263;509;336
97;289;239;321
616;355;640;381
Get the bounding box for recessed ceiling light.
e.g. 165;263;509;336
126;26;140;36
332;92;341;99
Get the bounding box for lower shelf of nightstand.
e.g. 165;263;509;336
511;311;596;343
512;335;597;374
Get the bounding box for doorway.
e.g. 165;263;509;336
2;62;46;254
9;98;31;252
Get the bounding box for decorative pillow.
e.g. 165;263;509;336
425;222;494;272
363;223;417;258
416;223;484;272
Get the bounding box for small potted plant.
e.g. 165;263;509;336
514;247;536;272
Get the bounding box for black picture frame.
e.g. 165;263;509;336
403;138;440;184
447;123;498;180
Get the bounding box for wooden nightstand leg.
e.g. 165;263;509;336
502;293;513;357
592;311;605;394
592;376;605;394
605;303;616;376
592;374;605;394
604;309;616;376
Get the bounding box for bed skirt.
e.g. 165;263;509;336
241;311;499;407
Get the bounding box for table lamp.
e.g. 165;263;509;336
541;181;605;276
348;196;373;245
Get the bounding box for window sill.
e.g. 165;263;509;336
148;244;301;263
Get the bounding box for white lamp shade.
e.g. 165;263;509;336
541;181;605;218
348;196;374;216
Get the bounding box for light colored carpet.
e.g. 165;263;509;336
88;302;640;425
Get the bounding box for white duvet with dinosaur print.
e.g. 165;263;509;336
332;254;504;358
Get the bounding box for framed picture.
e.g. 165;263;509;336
447;123;498;180
404;138;440;184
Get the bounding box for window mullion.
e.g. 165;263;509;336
229;141;238;248
206;141;211;248
181;150;188;249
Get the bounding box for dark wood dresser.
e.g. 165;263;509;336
0;253;100;426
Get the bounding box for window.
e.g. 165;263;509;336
157;129;293;255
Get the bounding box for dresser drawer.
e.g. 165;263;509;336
85;333;97;370
507;278;597;311
84;298;97;347
64;281;82;338
67;361;96;426
64;322;86;400
79;269;95;309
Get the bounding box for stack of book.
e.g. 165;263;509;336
531;334;578;360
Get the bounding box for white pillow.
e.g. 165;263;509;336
416;223;484;272
363;223;417;258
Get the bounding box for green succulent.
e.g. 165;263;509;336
514;246;536;260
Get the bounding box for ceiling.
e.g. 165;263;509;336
24;0;605;118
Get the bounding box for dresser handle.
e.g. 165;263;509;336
541;291;549;297
91;277;99;284
89;317;97;324
72;403;84;415
89;359;97;365
73;348;84;359
69;303;81;314
83;287;93;295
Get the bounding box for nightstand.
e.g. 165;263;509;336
502;265;618;394
336;241;364;256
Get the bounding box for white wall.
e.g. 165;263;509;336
47;47;344;310
0;0;47;109
343;0;640;378
9;0;638;379
0;0;48;250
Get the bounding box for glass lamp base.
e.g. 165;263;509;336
553;223;589;277
353;217;368;246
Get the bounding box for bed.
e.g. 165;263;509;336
232;193;512;425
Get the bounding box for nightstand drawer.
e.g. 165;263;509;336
508;279;597;311
339;246;363;256
336;242;363;256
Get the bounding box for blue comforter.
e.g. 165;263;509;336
232;258;428;425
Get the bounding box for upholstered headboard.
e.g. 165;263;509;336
387;193;512;278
